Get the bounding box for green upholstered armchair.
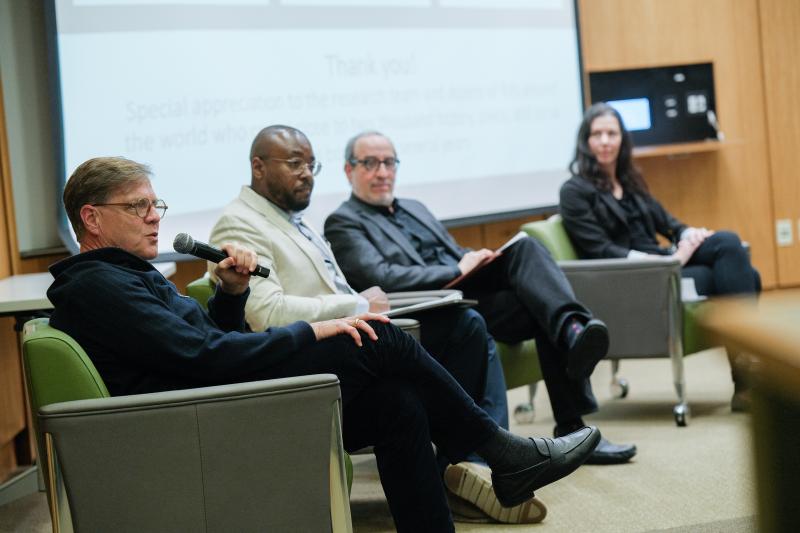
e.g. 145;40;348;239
22;318;352;532
185;275;216;311
495;340;543;423
522;214;713;426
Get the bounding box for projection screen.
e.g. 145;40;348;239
48;0;584;258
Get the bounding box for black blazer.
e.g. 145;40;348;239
559;175;687;259
324;196;466;292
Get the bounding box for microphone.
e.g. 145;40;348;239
173;233;270;278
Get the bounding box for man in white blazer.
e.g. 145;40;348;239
208;180;377;332
208;125;547;524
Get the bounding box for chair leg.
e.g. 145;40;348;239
670;340;690;427
609;359;629;398
329;403;353;533
512;382;538;424
670;273;690;427
529;381;538;405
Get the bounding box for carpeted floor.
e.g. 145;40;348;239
0;348;757;532
348;347;757;532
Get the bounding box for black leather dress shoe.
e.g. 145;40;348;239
491;426;600;507
566;318;610;380
584;437;637;465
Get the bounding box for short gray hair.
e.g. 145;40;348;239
63;157;151;240
344;130;394;163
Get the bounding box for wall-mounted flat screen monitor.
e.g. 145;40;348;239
606;97;652;132
589;63;718;147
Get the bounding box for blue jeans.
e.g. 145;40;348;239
465;335;508;464
410;307;509;465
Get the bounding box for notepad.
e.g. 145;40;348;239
443;231;527;289
383;291;470;318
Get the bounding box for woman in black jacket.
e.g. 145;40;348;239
559;102;760;410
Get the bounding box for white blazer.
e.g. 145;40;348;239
208;186;359;331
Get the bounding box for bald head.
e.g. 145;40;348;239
250;125;309;162
249;125;316;211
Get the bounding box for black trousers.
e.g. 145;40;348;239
258;321;496;533
683;231;761;296
412;307;489;409
410;306;510;468
459;236;599;426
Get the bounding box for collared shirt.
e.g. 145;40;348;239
289;212;358;296
358;197;461;267
265;196;360;298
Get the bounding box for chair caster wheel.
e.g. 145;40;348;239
673;404;690;426
513;403;535;424
610;378;629;399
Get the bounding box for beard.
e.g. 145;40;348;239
267;180;313;212
287;194;311;211
373;193;394;207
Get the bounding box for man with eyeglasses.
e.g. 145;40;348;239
47;155;601;533
91;197;169;219
210;125;386;328
208;125;547;524
325;131;637;466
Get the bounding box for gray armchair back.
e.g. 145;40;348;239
38;375;352;533
558;257;683;359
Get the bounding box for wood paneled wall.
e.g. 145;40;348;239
759;0;800;286
0;80;18;277
579;0;777;288
0;78;26;483
449;214;548;250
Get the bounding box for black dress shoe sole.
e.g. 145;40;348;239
584;444;637;465
491;427;601;507
566;319;609;380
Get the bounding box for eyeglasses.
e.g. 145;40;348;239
349;157;400;172
92;198;168;219
257;156;322;177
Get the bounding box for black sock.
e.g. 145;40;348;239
554;419;585;438
476;427;548;474
561;316;586;350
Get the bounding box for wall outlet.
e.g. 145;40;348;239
776;219;793;246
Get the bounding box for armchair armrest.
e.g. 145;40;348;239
556;257;683;358
557;256;681;272
39;374;340;414
386;290;462;307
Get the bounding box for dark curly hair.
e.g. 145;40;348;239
569;102;649;196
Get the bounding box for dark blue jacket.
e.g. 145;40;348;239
48;248;315;396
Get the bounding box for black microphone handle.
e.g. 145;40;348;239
192;241;230;264
193;241;270;279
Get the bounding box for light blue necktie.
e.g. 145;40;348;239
290;214;355;295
